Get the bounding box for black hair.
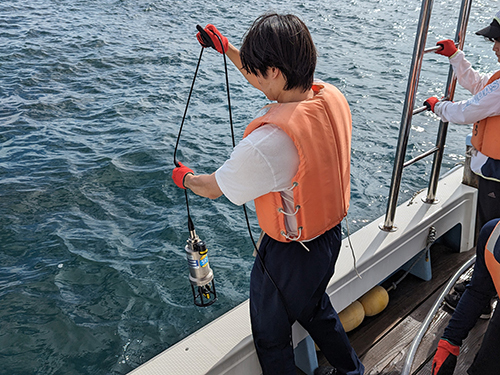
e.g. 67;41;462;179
239;13;317;92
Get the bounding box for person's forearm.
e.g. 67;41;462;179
184;173;223;200
226;43;261;90
434;84;500;124
450;51;491;95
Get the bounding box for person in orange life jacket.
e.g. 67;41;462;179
431;218;500;375
424;9;500;233
424;9;500;315
172;14;364;375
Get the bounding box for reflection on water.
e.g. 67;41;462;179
0;0;497;373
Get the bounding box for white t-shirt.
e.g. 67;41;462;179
215;124;300;234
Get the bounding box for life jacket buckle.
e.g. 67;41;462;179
280;227;303;241
278;205;300;216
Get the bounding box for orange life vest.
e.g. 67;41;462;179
243;83;351;243
471;70;500;160
484;220;500;296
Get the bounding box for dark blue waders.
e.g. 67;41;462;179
250;224;364;375
443;218;500;375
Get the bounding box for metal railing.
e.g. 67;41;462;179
400;255;476;375
380;0;473;232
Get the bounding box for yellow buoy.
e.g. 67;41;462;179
338;300;365;332
358;285;389;317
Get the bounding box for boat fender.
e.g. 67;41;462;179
358;285;389;317
338;300;365;332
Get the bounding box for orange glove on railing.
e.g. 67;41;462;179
436;39;458;57
424;96;439;112
432;339;459;375
196;24;228;54
172;162;194;189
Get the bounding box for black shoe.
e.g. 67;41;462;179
453;280;469;294
314;366;338;375
444;291;492;319
480;302;492;320
444;291;461;311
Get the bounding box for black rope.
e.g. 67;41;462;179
174;47;204;167
175;30;292;321
209;31;292;321
174;47;205;230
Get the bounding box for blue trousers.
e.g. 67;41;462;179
443;218;500;374
250;225;364;375
477;177;500;231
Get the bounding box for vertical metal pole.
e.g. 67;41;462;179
381;0;434;231
425;0;473;203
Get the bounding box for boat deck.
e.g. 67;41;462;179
308;243;490;375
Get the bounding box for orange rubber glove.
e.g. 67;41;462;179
424;96;439;112
436;39;458;57
196;24;228;54
172;162;194;189
432;339;459;375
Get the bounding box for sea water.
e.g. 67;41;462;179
0;0;498;373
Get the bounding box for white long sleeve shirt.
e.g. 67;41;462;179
434;51;500;182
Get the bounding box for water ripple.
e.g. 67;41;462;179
1;0;498;374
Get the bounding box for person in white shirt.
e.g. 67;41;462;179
424;9;500;233
172;14;363;375
425;10;500;375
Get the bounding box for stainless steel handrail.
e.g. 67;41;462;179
425;0;472;203
400;255;476;375
381;0;435;231
403;146;439;168
381;0;473;231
